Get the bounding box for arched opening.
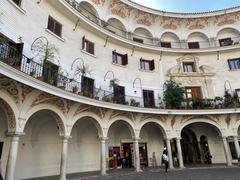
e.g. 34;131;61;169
15;110;64;179
139;122;166;167
68;117;102;173
217;28;240;46
106;18;126;37
160;32;180;48
133;27;153;45
79;1;99;24
107;120;135;169
0;98;16;177
187;32;209;49
180;122;224;166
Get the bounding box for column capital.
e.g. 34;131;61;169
99;137;108;141
61;136;72;140
133;137;141;141
6;131;25;137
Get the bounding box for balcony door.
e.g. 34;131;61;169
81;76;94;97
185;87;202;100
143;90;155;108
113;85;125;104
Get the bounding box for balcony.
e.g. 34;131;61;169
0;42;240;111
60;0;240;52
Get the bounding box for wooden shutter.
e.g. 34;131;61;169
47;16;54;32
122;54;128;65
82;36;85;50
89;41;95;55
149;60;155;71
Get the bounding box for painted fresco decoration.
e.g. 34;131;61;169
214;12;240;26
109;0;132;19
160;17;181;30
186;18;208;30
134;10;157;26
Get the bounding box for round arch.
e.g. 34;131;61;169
216;26;240;38
23;104;66;136
160;31;181;48
106;17;127;37
71;112;104;137
0;95;18;132
186;31;209;42
139;119;167;138
179;117;222;136
79;1;100;23
133;26;153;38
107;117;136;138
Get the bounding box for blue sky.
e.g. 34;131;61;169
131;0;240;13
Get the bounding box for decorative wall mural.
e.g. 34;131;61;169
109;0;132;19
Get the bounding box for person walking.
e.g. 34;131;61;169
162;147;169;173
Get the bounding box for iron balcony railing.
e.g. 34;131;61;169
0;43;239;110
64;0;240;50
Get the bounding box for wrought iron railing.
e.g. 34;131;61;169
64;0;240;50
0;43;240;110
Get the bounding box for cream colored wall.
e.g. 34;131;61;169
140;124;164;166
68;119;100;173
16;114;62;179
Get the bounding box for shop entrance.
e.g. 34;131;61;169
122;143;134;168
139;143;148;166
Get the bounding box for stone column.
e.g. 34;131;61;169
233;136;240;158
222;136;232;166
60;136;70;180
100;137;107;175
176;138;184;168
197;141;204;163
5;133;22;180
134;138;141;172
166;138;173;169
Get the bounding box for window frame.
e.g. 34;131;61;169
140;58;155;71
182;61;196;73
112;51;128;66
82;36;95;55
228;58;240;70
12;0;22;6
47;16;62;38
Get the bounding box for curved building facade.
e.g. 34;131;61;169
0;0;240;179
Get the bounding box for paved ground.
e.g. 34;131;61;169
28;166;240;180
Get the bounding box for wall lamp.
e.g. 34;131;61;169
104;70;114;81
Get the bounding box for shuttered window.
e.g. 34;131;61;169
47;16;62;37
112;51;128;66
140;58;155;71
82;36;95;55
228;58;240;70
188;42;200;49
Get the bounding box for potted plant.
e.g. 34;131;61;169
109;78;119;89
163;80;185;109
214;96;223;109
94;86;101;100
72;85;78;93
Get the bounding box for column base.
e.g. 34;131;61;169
135;169;143;172
59;176;67;180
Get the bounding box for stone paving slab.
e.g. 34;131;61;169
26;167;240;180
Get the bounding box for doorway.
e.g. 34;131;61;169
139;143;148;166
122;143;134;168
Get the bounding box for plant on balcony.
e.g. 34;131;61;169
74;63;91;78
31;36;59;67
72;85;78;93
223;90;235;108
109;78;119;89
163;80;185;109
214;96;223;109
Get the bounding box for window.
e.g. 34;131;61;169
185;87;202;100
160;42;171;48
143;90;155;108
219;38;233;47
112;51;128;66
183;62;196;72
133;37;143;43
47;16;62;37
228;58;240;70
12;0;21;6
82;36;95;55
188;42;200;49
140;58;155;71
